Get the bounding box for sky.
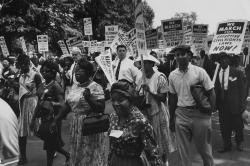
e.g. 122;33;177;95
146;0;250;34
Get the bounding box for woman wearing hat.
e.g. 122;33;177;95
109;79;162;166
136;55;174;164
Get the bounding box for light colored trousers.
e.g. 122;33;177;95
175;107;214;166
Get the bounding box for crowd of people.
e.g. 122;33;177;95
0;44;250;166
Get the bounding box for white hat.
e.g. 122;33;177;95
72;47;81;54
60;54;72;59
134;54;160;65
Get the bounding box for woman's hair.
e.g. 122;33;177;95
76;58;94;78
111;79;136;100
41;60;59;78
16;53;30;69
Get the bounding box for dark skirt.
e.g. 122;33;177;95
110;153;143;166
43;121;64;150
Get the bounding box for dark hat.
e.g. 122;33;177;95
171;45;191;53
218;52;230;60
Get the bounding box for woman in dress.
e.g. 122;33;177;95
16;53;42;165
65;58;107;166
108;79;163;166
30;60;70;166
136;55;175;164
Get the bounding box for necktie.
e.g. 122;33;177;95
115;60;121;80
244;55;247;67
221;69;225;100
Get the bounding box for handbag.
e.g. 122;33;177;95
82;113;110;136
190;83;212;115
36;120;57;141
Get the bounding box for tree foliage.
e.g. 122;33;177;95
0;0;155;55
172;11;197;27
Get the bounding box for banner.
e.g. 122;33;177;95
84;18;93;36
145;29;158;49
0;36;9;57
105;25;119;47
209;20;248;54
242;21;250;50
58;40;69;55
161;18;183;48
95;51;115;85
37;35;49;53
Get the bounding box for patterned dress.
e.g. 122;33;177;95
108;107;163;166
66;81;107;166
18;70;39;137
137;71;176;160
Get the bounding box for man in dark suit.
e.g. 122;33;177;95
158;51;177;78
215;52;246;152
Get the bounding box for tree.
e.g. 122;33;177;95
0;0;82;55
73;0;155;40
172;11;197;27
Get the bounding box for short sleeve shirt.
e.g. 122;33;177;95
168;63;214;107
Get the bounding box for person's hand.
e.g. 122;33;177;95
142;84;150;92
169;118;175;132
83;88;91;100
242;110;250;124
30;120;36;131
50;121;57;134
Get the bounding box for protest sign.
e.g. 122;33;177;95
161;18;184;48
105;25;119;47
135;8;147;57
89;40;97;53
84;18;93;36
95;51;115;85
82;41;90;47
158;40;165;49
110;30;133;55
145;29;158;49
209;20;248;54
242;21;250;50
127;28;137;56
37;35;49;53
0;36;9;57
183;25;193;45
97;41;105;53
191;24;208;56
58;40;69;55
67;36;84;53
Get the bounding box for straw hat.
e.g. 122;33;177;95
134;54;160;65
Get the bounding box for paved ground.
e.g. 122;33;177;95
22;101;250;166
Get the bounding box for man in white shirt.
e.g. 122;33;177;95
168;45;215;166
113;45;140;84
66;47;83;85
0;98;19;166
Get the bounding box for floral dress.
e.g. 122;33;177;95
18;70;39;137
137;71;176;160
66;81;107;166
108;107;163;166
